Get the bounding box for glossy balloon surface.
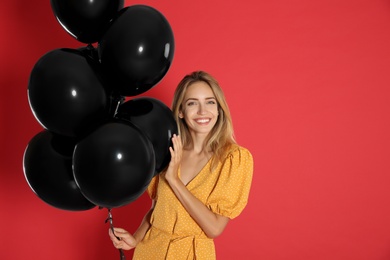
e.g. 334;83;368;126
28;48;110;137
73;120;155;208
23;130;95;211
50;0;124;43
98;5;175;96
116;97;178;173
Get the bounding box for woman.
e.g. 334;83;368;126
109;71;253;259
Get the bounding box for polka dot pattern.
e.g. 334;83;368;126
133;145;253;260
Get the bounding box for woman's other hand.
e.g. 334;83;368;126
109;227;137;250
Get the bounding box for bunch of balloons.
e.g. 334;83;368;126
23;0;177;211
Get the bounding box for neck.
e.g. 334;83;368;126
188;132;210;154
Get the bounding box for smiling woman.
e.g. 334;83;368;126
108;71;254;259
4;0;390;259
179;81;219;136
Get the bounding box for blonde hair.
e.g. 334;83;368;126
172;71;236;167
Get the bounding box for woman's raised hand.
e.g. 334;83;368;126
165;134;183;184
109;227;137;250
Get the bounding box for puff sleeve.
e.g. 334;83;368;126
147;175;159;200
206;146;253;219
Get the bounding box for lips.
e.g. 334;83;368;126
195;118;211;124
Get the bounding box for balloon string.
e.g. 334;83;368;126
113;96;125;118
105;208;126;260
113;99;121;118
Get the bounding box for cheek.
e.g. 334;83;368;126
182;111;193;123
212;107;219;116
183;107;196;116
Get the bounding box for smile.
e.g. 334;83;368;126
195;118;211;124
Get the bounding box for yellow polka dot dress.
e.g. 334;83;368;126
133;145;253;260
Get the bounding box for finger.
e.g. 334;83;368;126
114;230;134;241
171;145;180;161
113;240;123;249
109;231;120;243
169;146;174;158
176;136;182;150
109;228;117;238
171;135;177;150
173;135;182;150
173;136;181;151
173;139;182;159
113;227;127;233
113;228;129;237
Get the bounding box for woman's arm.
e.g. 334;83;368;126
167;177;229;238
109;200;155;250
165;135;230;239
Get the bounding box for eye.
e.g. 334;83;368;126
207;100;216;105
187;101;197;106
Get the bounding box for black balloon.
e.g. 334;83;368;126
50;0;124;43
28;48;110;137
98;5;175;96
78;45;126;118
116;97;178;173
73;119;155;208
23;130;95;211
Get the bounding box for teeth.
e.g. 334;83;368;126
196;119;210;123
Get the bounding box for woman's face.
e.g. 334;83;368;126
179;81;219;136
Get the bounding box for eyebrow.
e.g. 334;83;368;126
185;97;216;102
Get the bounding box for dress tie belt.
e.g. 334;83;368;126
150;226;212;260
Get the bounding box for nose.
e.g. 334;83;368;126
197;104;206;115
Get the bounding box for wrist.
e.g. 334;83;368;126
132;233;142;247
165;172;181;187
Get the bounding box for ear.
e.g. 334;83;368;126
178;111;184;118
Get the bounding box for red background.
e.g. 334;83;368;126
1;0;390;259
